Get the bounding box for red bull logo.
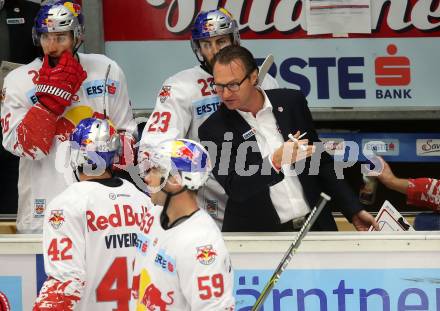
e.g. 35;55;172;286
158;85;171;103
196;244;217;265
55;105;95;142
64;2;81;17
176;145;194;160
172;141;200;163
44;18;54;27
34;199;46;217
55;106;113;142
141;284;174;311
49;210;65;229
203;21;216;32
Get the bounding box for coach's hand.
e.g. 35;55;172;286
352;210;379;231
36;51;87;115
272;131;315;169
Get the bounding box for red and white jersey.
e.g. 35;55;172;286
34;177;153;311
407;178;440;211
132;206;235;311
1;53;137;233
140;65;278;227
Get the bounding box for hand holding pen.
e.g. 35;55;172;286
271;131;315;170
288;131;308;151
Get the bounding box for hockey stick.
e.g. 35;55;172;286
251;192;331;311
103;64;111;119
257;54;274;86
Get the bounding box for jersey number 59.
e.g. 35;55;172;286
197;273;224;300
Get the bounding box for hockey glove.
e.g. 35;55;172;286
36;51;87;115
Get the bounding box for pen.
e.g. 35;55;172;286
288;132;308;150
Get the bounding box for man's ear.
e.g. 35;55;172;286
251;69;258;86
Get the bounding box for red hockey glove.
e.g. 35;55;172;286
36;51;87;115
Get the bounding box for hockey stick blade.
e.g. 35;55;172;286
251;192;331;311
257;54;274;86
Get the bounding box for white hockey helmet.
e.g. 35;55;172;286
32;0;84;47
69;118;120;175
190;8;240;63
140;139;211;192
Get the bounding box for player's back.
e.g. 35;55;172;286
81;178;148;309
38;177;152;311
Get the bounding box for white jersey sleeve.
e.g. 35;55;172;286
178;230;235;310
34;187;87;310
1;61;50;160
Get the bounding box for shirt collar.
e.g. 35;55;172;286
237;88;273;119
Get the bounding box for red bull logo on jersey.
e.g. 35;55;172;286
158;85;171;103
33;199;46;218
49;210;65;229
141;283;174;311
86;204;145;232
196;244;217;265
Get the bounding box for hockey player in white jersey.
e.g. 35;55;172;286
140;8;278;228
34;117;152;311
132;139;235;310
0;0;137;233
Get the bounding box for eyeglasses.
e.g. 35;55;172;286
213;72;250;93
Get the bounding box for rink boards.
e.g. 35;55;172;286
0;232;439;311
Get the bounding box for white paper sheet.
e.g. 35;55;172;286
306;0;372;35
369;200;415;232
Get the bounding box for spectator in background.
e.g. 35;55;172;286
199;45;378;232
1;0;136;233
377;158;440;230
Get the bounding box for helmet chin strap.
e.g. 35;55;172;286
73;168;81;182
73;39;83;56
159;176;188;229
200;61;212;75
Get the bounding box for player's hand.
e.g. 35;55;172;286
352;210;379;231
36;51;87;115
272;132;315;168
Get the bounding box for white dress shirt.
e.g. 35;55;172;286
237;89;311;223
